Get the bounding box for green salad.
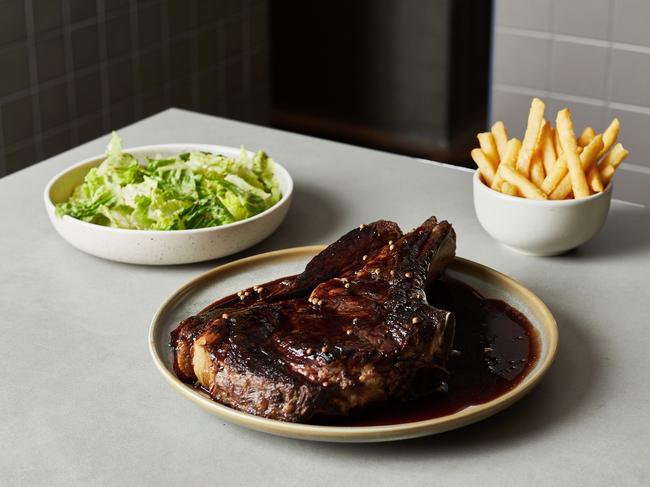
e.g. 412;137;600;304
56;133;281;230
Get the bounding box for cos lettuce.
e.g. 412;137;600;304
55;133;281;230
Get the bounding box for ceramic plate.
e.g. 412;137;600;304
149;246;558;442
44;144;293;265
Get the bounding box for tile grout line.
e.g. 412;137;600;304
611;198;646;208
619;162;650;175
497;25;650;55
545;0;555;94
24;0;44;162
610;41;650;54
96;0;112;132
221;13;233;116
241;0;252;120
494;84;603;106
487;0;497;124
603;0;615;123
494;83;650;116
129;0;143;120
190;1;200;110
61;0;79;145
216;13;227;115
160;0;172;107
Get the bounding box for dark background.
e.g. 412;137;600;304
272;0;491;164
0;0;491;177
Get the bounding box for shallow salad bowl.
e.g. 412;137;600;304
44;144;293;265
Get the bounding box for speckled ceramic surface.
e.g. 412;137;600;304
43;144;293;265
149;246;559;442
473;170;612;256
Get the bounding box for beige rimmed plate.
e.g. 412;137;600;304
149;246;558;442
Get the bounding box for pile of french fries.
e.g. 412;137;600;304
472;97;629;200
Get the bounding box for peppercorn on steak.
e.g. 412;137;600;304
171;217;457;422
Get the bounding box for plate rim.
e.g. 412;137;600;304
148;246;558;442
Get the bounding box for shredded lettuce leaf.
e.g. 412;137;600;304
55;132;282;230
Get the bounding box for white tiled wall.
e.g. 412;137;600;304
491;0;650;181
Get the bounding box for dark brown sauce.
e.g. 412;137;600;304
315;277;540;426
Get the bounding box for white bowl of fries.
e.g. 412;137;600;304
473;170;612;256
472;97;628;256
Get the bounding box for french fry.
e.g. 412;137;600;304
503;138;521;169
549;174;572;200
531;156;545;187
580;134;603;173
491;138;521;190
581;130;605;192
599;143;629;185
578;127;595;147
554;127;563;157
541;124;556;175
600;165;615;184
599;143;628;170
549;134;603;199
541;154;567;194
516;98;545;177
471;148;496;186
475;98;627;201
534;120;548;160
581;133;604;171
598;118;620;158
556;108;590;198
498;165;547;200
501;182;518;196
491;175;504;190
477;132;499;165
588;166;604;192
491;121;509;161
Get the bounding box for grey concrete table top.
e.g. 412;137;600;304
1;108;649;486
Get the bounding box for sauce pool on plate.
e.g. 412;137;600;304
316;277;540;427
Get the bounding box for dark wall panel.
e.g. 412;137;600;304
271;0;492;164
0;0;271;177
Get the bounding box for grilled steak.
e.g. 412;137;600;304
171;217;456;422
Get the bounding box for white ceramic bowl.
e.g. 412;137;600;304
44;144;293;265
473;170;612;256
